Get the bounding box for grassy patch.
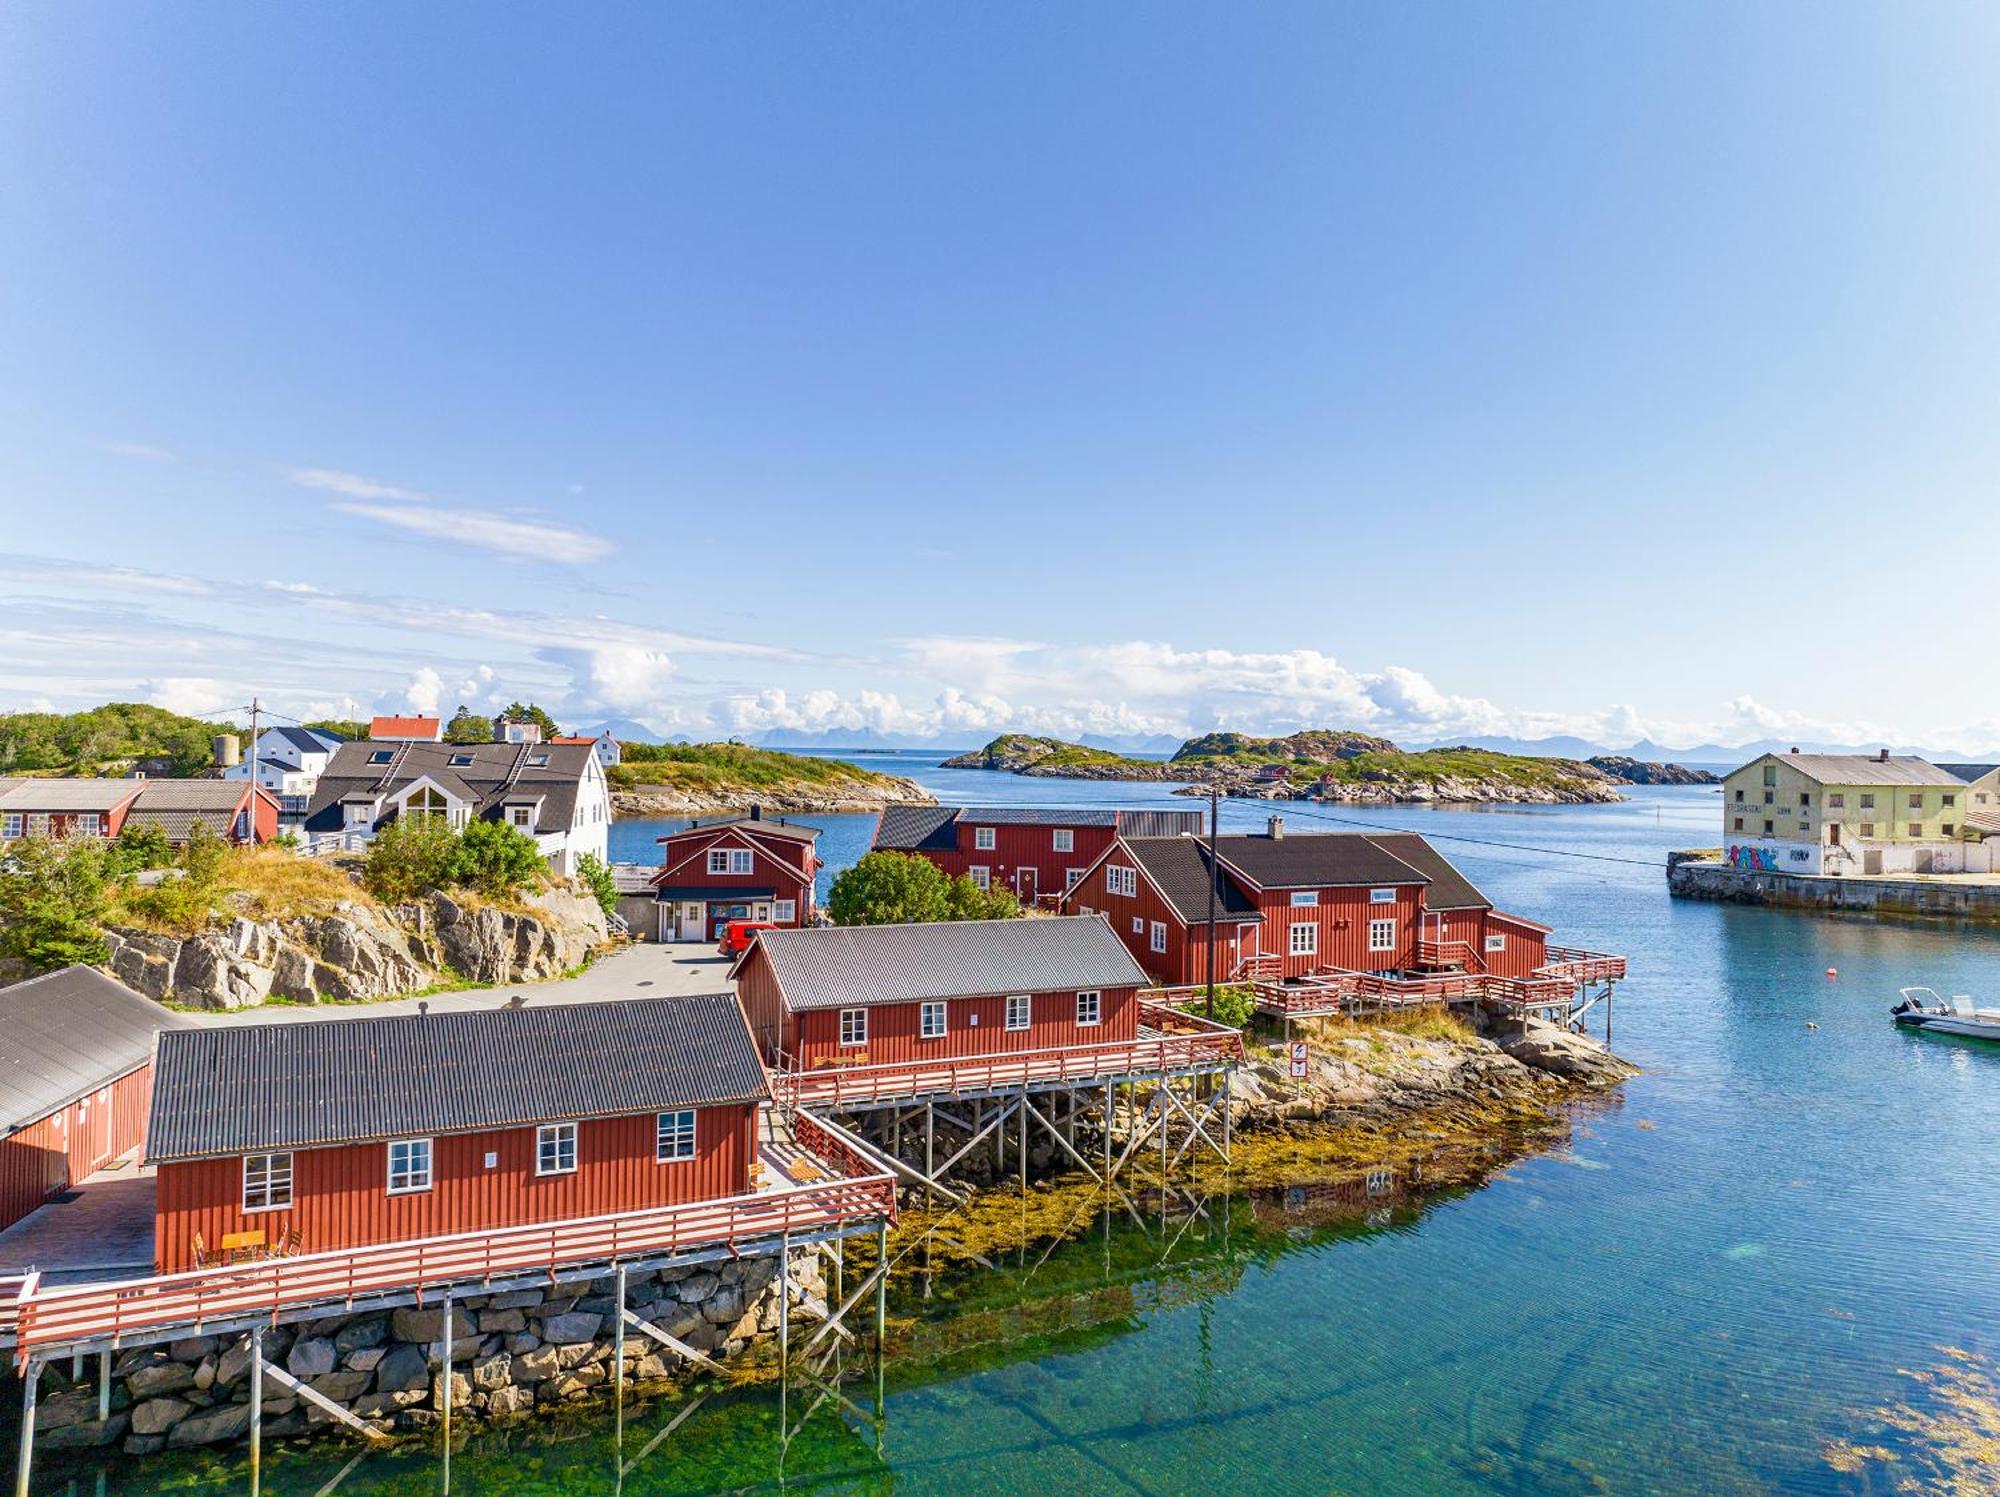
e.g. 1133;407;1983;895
610;743;900;794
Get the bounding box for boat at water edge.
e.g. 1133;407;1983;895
1890;986;2000;1039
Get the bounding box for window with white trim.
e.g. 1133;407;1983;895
243;1152;294;1212
969;865;990;890
920;1001;947;1039
1289;922;1317;956
707;847;754;876
1005;994;1031;1030
656;1110;696;1161
536;1122;578;1175
1132;916;1145;935
1076;990;1101;1027
973;826;996;851
1367;918;1397;953
840;1007;868;1046
1290;890;1318;907
0;813;20;839
387;1138;432;1194
1150;920;1167;954
76;813;101;837
773;899;796;923
1065;867;1085;890
507;805;534;828
1052;829;1074;853
1369;888;1396;904
1484;934;1507;953
1106;865;1138;898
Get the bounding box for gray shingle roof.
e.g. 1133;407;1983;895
1359;834;1489;910
272;726;345;754
955;807;1121;827
145;994;767;1163
744;915;1149;1010
1210;831;1429;892
0;967;189;1131
871;805;1203;852
1117;837;1262;923
1939;764;2000;784
0;780;145;813
1113;809;1208;838
664;814;821;844
124;781;262;841
1748;754;1965;788
302;741;595;838
871;806;960;851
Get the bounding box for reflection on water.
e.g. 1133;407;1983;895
29;780;2000;1493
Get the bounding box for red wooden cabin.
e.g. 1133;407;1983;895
730;914;1150;1072
1059;818;1555;986
144;994;768;1273
0;779;146;842
650;808;820;942
0;967;187;1233
124;780;282;845
872;806;1204;903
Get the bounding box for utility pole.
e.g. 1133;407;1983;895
1205;781;1220;1018
245;697;262;841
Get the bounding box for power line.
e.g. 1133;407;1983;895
1226;798;1670;870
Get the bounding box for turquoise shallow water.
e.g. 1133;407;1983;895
37;764;2000;1493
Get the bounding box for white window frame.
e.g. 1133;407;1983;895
1065;867;1085;891
1106;865;1138;898
1290;890;1318;907
242;1151;294;1213
969;865;990;890
707;847;754;876
387;1138;433;1195
1369;887;1396;905
1150;920;1167;954
1076;990;1101;1027
1132;916;1145;935
1367;918;1397;953
840;1007;868;1046
507;804;534;828
1005;994;1031;1030
1052;829;1074;853
1;813;21;839
1484;934;1507;953
76;813;101;837
973;826;996;851
656;1110;696;1162
772;899;797;923
920;1000;948;1039
536;1122;578;1176
1289;922;1317;957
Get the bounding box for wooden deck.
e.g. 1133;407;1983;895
7;1130;894;1363
769;1002;1244;1109
1150;946;1629;1021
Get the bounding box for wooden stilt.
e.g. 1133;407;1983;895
874;1222;888;1345
621;1308;725;1372
614;1263;627;1398
1018;1086;1029;1191
778;1234;791;1379
15;1357;39;1497
97;1349;110;1423
249;1329;264;1495
440;1289;454;1460
923;1103;934;1210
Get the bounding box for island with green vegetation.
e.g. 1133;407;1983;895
609;741;934;817
0;702;238;777
944;729;1653;805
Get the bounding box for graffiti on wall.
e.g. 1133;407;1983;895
1727;843;1780;872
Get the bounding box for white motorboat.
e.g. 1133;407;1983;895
1890;987;2000;1039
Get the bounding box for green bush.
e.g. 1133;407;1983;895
0;837;112;971
576;852;619;918
447;819;548;900
105;820;174;876
829;852;951;925
1203;982;1258;1030
362;818;462;903
944;874;1024;922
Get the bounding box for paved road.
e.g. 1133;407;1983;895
200;941;738;1026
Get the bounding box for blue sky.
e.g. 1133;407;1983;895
4;3;1999;750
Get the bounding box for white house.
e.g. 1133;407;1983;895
301;739;611;875
221;726;347;822
552;731;623;770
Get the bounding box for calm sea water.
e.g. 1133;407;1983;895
49;758;2000;1493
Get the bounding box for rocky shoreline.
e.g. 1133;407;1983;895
609;776;933;820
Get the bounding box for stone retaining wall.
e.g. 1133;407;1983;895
1667;856;2000;923
32;1250;822;1455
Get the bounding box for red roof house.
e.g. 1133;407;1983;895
649;809;820;942
367;715;444;743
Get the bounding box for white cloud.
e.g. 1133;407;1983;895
333;500;613;564
557;645;677;710
142;677;234;716
0;555;212;597
286;467;428;502
401;667;446;715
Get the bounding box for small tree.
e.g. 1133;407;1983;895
575;851;619;918
444;705;493;744
0;837;111;971
108;819;173;874
944;874;1024;922
362;818;462;904
499;701;561;740
828;852;952;925
448;819;548;900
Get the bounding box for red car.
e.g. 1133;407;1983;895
717;919;777;957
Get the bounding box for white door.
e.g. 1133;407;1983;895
679;902;706;941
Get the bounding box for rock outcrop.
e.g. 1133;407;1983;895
1587;755;1719;786
102;887;608;1010
608;776;933;819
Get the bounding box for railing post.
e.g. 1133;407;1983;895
14;1356;38;1497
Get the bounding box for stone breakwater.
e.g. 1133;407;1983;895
31;1252;824;1455
100;887;609;1010
1668;852;2000;924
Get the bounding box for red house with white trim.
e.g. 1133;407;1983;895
1058;817;1555;986
871;806;1205;902
649;809;820;943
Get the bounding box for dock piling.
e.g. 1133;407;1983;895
15;1357;39;1497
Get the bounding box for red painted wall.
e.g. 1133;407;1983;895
901;822;1120;901
152;1104;754;1273
1060;849;1258;986
1480;912;1550;978
656;825;816;920
0;1064;153;1232
789;986;1141;1069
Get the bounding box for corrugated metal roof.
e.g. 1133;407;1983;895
145;993;768;1163
0;967;190;1131
130;781;248;811
663;815;821;844
746;915;1149;1010
954;807;1120;827
871;806;959;851
0;779;145;812
1118;837;1262;924
1114;809;1207;838
1746;754;1965;787
1359;834;1490;910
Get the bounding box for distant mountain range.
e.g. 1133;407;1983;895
581;720;2000;766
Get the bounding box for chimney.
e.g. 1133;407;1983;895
1878;748;1891;763
749;804;762;821
1789;746;1799;755
1267;815;1285;840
